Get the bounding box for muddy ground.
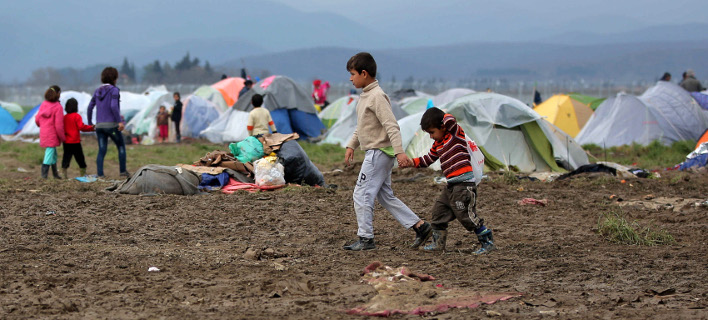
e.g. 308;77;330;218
0;157;707;319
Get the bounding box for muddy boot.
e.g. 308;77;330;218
423;229;447;251
474;228;496;255
79;167;86;177
343;237;375;251
51;164;62;179
410;221;432;248
62;168;68;179
41;164;49;179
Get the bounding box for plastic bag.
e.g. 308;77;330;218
464;134;485;185
229;136;264;164
254;154;285;187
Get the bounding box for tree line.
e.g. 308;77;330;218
25;53;228;87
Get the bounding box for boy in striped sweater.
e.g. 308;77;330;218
410;107;495;254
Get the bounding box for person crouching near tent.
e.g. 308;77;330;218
247;94;277;136
406;107;495;254
62;98;95;178
342;52;432;251
35;85;65;179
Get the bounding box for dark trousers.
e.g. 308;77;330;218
96;127;126;176
430;182;484;231
173;119;181;141
62;143;87;169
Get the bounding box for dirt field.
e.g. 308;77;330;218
1;158;707;319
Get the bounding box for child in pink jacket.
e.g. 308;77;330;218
35;85;65;179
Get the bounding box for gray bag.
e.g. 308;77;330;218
110;165;202;195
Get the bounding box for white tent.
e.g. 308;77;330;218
319;97;409;147
400;92;589;172
125;90;174;140
180;95;225;138
576;81;708;147
200;108;251;143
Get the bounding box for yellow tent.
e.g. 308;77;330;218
534;94;594;138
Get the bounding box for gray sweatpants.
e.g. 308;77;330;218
353;149;420;238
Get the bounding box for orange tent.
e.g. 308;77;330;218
696;129;708;149
212;77;245;107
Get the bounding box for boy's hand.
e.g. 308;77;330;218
344;148;354;166
396;153;412;168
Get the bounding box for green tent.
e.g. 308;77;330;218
568;93;606;111
318;95;358;129
399;92;589;173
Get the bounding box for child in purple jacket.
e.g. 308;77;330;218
87;67;129;178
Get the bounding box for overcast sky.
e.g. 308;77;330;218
1;0;707;83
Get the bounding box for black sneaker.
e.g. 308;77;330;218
410;222;432;248
343;237;375;251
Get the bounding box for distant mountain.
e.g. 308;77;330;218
222;41;708;83
540;23;708;45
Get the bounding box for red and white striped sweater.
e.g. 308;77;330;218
413;114;472;179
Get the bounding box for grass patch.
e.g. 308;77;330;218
598;210;675;246
298;142;364;169
584;140;694;169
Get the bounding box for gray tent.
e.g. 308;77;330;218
577;81;708;147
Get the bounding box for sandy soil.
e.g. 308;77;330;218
1;160;707;319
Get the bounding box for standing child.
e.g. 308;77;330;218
342;52;431;251
171;92;182;143
35;85;65;179
62;98;95;178
409;107;495;254
156;106;169;143
247;94;277;136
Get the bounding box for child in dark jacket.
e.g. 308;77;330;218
62;98;95;178
409;107;495;254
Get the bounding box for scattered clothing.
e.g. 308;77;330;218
518;198;549;206
199;172;231;190
108;165;201;195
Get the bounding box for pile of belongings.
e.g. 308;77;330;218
346;261;521;316
679;142;708;171
108;132;326;195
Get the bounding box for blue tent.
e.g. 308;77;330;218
15;103;40;134
0;107;18;134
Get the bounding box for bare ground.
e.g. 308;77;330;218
1;160;707;319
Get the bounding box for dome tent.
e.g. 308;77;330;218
319;95;409;147
0;101;25;121
534;94;594;138
194;86;228;111
0;107;17;134
233;75;325;139
576;81;708;147
200;108;251;143
125;90;174;140
400;92;589;172
211;77;245;107
180;95;225;138
318;94;359;129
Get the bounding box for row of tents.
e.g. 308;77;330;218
3;77;708;174
2;76;326;143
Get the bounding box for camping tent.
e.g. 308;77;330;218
400;92;589;172
200;108;251;143
119;91;152;122
233;75;325;139
319;95;410;147
534;94;594;138
577;81;708;147
0;101;25;121
0;107;18;134
194;85;228;111
211;77;245;107
390;89;431;102
432;88;476;107
318;94;359;128
180;95;225;138
13;104;41;137
567;93;605;111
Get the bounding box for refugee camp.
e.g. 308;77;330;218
1;0;707;318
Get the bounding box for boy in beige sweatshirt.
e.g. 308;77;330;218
342;52;431;251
